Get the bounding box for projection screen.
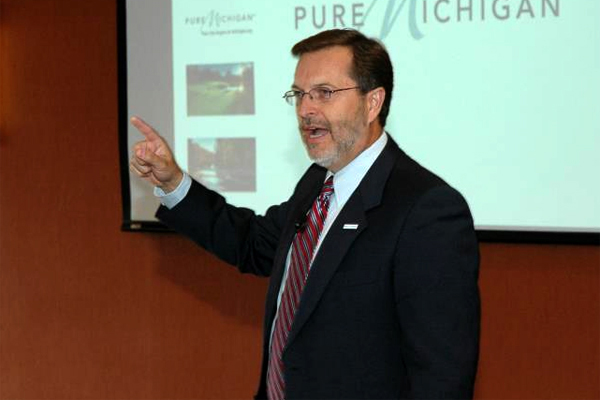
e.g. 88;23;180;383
118;0;600;244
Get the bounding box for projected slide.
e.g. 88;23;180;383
124;0;600;237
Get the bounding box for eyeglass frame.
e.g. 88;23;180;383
282;86;362;106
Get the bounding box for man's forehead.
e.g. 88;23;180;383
293;46;354;88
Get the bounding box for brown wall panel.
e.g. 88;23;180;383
0;0;598;398
476;244;599;399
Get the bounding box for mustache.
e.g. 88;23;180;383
299;116;329;130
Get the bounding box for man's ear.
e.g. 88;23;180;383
367;87;385;124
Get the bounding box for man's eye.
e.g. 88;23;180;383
315;88;332;98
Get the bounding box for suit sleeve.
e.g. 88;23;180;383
393;185;480;399
156;179;289;277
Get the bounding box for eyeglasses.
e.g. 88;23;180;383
282;86;361;106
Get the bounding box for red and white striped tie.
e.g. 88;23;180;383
266;176;334;400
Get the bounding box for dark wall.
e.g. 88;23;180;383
0;0;598;398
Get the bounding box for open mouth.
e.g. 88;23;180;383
303;126;330;139
309;128;329;138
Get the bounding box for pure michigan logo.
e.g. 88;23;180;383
294;0;560;40
185;10;256;36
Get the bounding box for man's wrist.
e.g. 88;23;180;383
154;172;191;209
158;170;184;194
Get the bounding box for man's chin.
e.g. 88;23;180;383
304;142;337;168
309;153;336;169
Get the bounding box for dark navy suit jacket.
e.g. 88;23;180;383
157;137;480;399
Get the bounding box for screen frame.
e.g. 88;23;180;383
116;0;600;245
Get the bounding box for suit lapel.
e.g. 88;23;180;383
284;137;401;348
284;192;367;346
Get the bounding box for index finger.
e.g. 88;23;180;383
130;116;161;142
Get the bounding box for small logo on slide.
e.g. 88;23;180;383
184;10;256;36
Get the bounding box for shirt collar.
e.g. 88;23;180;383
326;132;388;208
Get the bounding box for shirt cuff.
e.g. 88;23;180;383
153;173;192;209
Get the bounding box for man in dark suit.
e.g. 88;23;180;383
130;29;480;399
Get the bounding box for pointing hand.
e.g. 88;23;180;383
129;116;183;193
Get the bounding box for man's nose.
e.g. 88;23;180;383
297;94;318;118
